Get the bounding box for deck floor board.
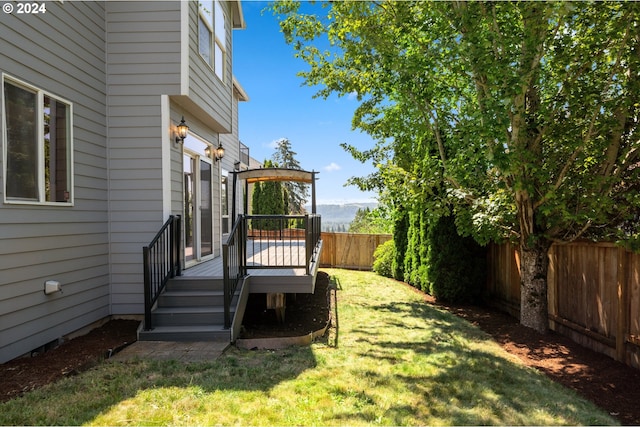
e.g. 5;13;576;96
182;239;309;278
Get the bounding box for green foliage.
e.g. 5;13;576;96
392;209;408;281
274;0;640;328
427;215;486;304
348;207;392;234
251;159;286;230
0;269;616;426
402;209;434;292
271;138;308;214
372;239;394;278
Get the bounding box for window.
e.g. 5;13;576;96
2;76;73;204
213;0;226;80
198;0;226;80
198;2;212;65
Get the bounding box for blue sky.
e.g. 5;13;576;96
233;1;378;205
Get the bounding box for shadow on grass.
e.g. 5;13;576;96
0;279;613;426
0;344;319;426
338;299;612;426
0;277;346;426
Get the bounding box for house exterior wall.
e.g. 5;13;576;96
0;2;110;363
221;81;249;219
107;0;241;315
105;1;182;315
0;1;246;362
187;0;234;133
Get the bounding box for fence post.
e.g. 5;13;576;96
616;246;628;363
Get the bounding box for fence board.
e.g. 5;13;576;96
319;232;392;270
630;254;640;342
488;241;640;370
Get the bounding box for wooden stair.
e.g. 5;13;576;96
138;277;237;342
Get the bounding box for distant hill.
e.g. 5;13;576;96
306;202;378;232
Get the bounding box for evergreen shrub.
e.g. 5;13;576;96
392;211;409;281
372;239;395;278
427;215;486;303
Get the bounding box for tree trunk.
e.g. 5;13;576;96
519;238;552;333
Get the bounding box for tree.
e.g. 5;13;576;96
348;206;393;234
252;159;286;230
274;1;640;333
271;137;309;214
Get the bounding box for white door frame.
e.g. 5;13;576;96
183;133;215;267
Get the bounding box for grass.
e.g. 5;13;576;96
0;268;617;426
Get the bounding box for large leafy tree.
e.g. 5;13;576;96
274;1;640;333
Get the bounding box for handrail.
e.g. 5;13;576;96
305;214;322;274
244;214;321;273
143;215;181;331
223;215;246;328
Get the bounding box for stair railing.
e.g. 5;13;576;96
143;215;182;331
305;214;322;274
223;215;246;328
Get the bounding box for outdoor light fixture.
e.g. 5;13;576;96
175;116;189;143
204;145;212;158
215;142;225;161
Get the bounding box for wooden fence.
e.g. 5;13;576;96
319;232;392;270
487;241;640;369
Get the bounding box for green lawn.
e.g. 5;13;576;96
0;269;616;426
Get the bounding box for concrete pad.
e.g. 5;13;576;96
111;341;229;363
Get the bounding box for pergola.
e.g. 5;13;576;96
230;167;318;220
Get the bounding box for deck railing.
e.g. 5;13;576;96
143;214;322;331
245;214;321;274
143;215;181;331
222;216;246;328
305;214;322;274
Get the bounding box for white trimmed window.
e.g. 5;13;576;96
2;75;73;204
198;0;227;80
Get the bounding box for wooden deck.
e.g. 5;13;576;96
181;238;322;294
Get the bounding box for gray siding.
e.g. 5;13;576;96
106;1;182;315
0;0;243;361
220;83;246;217
0;2;109;363
107;1;236;314
187;0;234;133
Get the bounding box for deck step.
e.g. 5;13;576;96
158;290;225;307
138;325;231;342
152;306;231;326
166;277;224;292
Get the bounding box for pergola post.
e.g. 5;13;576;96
311;171;317;214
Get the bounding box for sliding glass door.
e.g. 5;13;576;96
183;135;214;265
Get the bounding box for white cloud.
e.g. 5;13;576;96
324;162;341;172
264;139;282;150
347;91;358;100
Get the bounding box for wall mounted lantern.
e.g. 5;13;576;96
214;142;225;161
175;116;189;144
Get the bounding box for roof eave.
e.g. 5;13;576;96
232;0;246;29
